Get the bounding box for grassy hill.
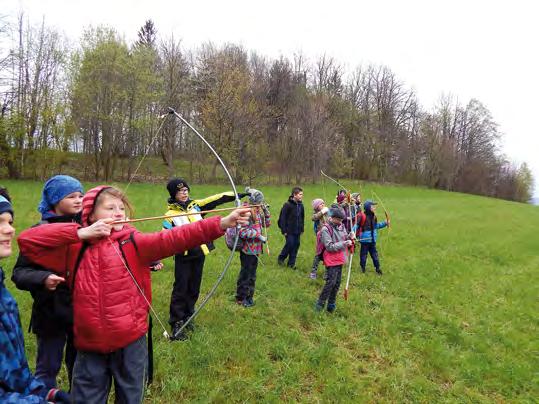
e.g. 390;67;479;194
1;180;537;402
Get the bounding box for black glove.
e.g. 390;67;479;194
237;192;250;199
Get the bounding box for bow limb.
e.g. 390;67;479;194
168;108;241;335
320;170;350;194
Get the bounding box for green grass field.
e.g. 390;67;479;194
1;180;538;403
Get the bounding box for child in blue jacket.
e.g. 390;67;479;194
355;200;389;275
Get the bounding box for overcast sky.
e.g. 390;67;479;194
4;0;538;196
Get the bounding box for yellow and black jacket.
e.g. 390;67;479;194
163;192;246;258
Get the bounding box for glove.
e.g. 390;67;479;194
46;389;71;403
321;207;329;214
258;235;267;243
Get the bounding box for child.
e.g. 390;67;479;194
277;187;305;269
163;178;248;340
18;185;250;403
349;192;362;219
309;198;328;279
0;188;70;403
315;206;354;313
355;200;389;275
12;175;83;389
235;188;270;307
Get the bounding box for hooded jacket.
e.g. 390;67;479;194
278;196;304;235
319;222;350;266
17;186;225;353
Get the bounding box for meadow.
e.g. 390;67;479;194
1;179;538;403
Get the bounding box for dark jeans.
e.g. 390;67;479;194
169;255;205;324
360;242;380;271
278;233;301;267
35;331;76;389
236;252;258;301
317;265;343;307
71;335;147;404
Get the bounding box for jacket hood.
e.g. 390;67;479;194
81;186;110;226
288;196;302;205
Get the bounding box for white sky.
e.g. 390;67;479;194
3;0;538;196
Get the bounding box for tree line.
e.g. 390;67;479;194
0;17;533;202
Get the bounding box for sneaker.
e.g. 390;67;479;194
309;271;317;279
277;259;285;266
288;265;297;270
243;298;255;308
170;321;188;341
376;269;383;275
327;303;336;313
314;302;324;311
361;268;366;273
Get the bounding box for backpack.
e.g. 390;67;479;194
225;226;244;251
315;223;334;262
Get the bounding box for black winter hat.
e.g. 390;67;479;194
167;178;190;198
329;206;345;220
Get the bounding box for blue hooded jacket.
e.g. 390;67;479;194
0;266;48;403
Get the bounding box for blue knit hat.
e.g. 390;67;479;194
38;175;84;216
0;195;13;218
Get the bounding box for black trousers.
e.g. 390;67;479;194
317;265;343;307
236;252;258;301
278;233;301;267
360;242;380;271
169;255;205;324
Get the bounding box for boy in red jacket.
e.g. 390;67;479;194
315;206;354;313
18;185;250;404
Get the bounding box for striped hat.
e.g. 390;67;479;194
81;186;110;226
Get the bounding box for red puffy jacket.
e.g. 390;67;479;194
17;186;225;353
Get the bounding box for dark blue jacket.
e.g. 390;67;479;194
0;266;48;403
278;197;305;235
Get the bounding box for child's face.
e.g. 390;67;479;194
0;212;15;258
293;191;303;202
55;191;83;216
317;202;325;211
330;216;343;226
370;205;377;212
175;187;189;203
90;194;126;231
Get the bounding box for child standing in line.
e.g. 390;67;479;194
12;175;83;390
162;178;249;340
235;188;270;307
355;200;389;275
0;188;71;403
18;185;251;404
309;198;328;279
315;206;354;313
